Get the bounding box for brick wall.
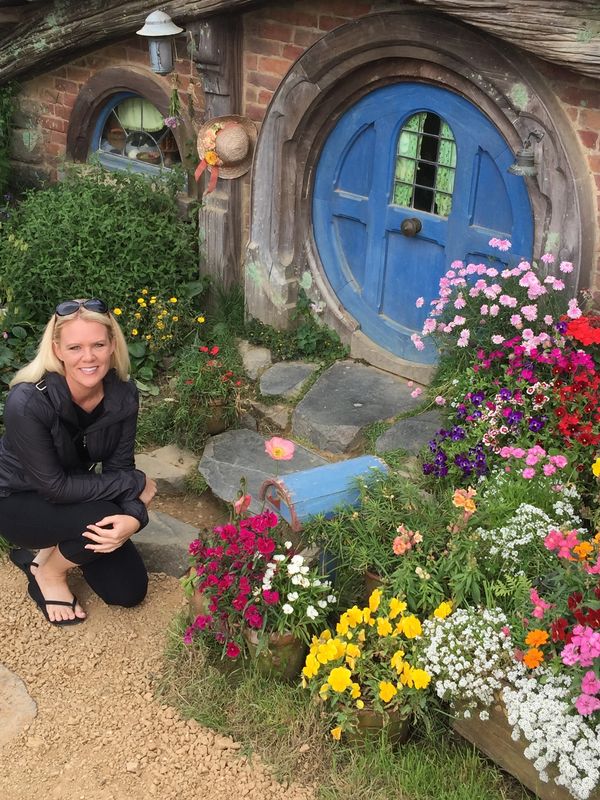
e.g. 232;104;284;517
11;36;203;185
243;0;377;123
547;67;600;303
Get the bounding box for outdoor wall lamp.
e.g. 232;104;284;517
508;129;545;177
136;10;184;75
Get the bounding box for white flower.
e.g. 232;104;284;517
282;604;294;615
306;605;318;620
291;574;304;585
273;554;286;562
290;554;304;565
327;595;336;604
284;541;293;549
317;600;328;609
287;592;299;602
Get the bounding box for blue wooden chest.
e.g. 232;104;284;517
259;455;389;531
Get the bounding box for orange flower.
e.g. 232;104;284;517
523;648;544;669
573;541;594;560
525;629;549;647
205;150;222;167
452;487;477;514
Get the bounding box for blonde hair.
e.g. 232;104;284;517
10;304;130;387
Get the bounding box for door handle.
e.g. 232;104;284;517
400;218;422;237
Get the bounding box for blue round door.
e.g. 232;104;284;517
312;83;534;364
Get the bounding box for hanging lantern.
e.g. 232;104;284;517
136;10;184;75
508;129;545;177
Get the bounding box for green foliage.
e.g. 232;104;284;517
245;289;348;363
0;165;199;326
0;83;18;195
160;616;529;800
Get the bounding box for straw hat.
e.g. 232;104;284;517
196;115;257;179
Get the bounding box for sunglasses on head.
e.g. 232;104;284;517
55;299;109;317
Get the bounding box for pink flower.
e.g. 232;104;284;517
559;261;574;273
575;694;600;717
552;279;565;291
510;314;522;328
550;455;568;468
522;467;536;479
543;314;554;325
457;329;470;347
530;588;553;619
265;437;295;460
521;305;537;321
567;299;582;319
411;387;423;398
262;589;280;606
491;334;505;345
454;296;466;309
543;463;556;476
489;237;511;251
581;671;600;696
226;641;241;658
540;253;555;264
233;494;252;515
415;296;424;308
434;395;446;406
489;304;499;317
256;536;275;556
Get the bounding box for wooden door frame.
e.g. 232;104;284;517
244;9;594;379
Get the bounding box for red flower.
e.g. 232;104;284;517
210;345;220;355
225;642;241;658
199;346;209;352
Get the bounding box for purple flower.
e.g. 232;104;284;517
164;116;179;129
451;426;466;441
528;417;545;432
499;388;512;401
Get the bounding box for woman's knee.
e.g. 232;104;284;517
102;570;148;607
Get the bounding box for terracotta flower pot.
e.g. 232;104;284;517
204;398;230;435
242;628;307;682
364;569;386;602
344;706;411;747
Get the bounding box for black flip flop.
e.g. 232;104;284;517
25;569;85;627
9;548;37;576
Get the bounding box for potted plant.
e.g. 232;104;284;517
182;507;336;679
175;342;244;435
301;587;431;744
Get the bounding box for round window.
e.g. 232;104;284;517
92;93;182;174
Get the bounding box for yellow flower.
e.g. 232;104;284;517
320;630;332;641
327;667;352;693
378;681;397;703
134;312;142;320
346;643;361;659
362;607;372;625
400;615;422;639
368;588;382;612
317;639;339;664
137;298;146;305
131;329;138;336
145;334;152;340
169;297;178;304
376;617;393;637
355;699;364;709
433;601;453;620
592;457;600;477
411;669;431;690
336;617;350;637
389;597;407;619
156;321;165;330
350;682;361;699
150;297;157;304
141;288;148;295
346;606;364;627
172;315;179;322
318;683;330;699
330;726;342;741
390;649;405;672
357;628;366;643
113;308;122;315
196;316;205;323
302;653;319;679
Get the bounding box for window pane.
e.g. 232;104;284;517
393;112;456;217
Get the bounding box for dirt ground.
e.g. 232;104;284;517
0;491;314;800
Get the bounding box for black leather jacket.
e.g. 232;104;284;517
0;369;149;529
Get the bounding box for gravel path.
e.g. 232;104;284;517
0;558;313;800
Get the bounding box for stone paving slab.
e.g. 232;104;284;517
375;409;444;455
0;663;36;749
135;510;198;578
292;360;423;453
198;429;328;512
259;361;318;398
136;445;198;495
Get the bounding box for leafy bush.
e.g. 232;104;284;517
0;83;18;195
0;165;199;326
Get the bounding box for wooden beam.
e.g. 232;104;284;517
0;9;26;25
0;0;598;83
406;0;600;79
0;0;264;84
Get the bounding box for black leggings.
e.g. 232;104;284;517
0;492;148;607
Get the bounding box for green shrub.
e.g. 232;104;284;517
0;165;199;326
0;83;18;195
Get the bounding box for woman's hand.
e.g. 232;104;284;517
82;514;141;554
139;477;157;507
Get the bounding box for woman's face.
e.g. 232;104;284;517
52;317;115;398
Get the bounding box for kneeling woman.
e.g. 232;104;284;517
0;299;157;626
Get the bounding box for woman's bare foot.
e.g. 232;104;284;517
31;549;86;623
31;546;56;569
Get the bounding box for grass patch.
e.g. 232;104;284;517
159;614;532;800
0;535;10;556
